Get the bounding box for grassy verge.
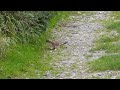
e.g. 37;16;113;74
0;11;71;79
88;55;120;71
88;11;120;71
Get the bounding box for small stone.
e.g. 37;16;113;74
97;73;102;76
111;76;116;79
43;74;47;76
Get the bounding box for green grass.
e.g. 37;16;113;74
88;54;120;71
88;11;120;71
106;22;120;33
97;34;120;43
47;12;70;31
0;11;71;79
91;35;120;53
0;44;53;79
94;43;120;53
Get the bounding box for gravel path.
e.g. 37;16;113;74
42;11;120;79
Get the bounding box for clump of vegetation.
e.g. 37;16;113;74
0;11;70;78
88;11;120;71
0;11;57;44
88;54;120;71
0;35;9;58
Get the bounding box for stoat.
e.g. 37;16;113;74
46;40;68;50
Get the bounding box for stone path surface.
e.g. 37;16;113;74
42;11;120;79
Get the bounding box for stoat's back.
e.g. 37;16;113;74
46;40;68;50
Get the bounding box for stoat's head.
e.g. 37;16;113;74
46;40;50;42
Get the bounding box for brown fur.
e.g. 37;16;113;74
46;40;68;50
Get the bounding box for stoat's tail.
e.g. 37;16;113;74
61;41;68;46
46;40;68;50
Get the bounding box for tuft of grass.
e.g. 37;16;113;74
0;11;71;79
0;36;10;59
97;34;120;43
0;44;54;79
106;22;120;33
46;11;71;39
92;41;120;53
48;11;70;29
88;54;120;71
88;11;120;71
91;35;120;52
